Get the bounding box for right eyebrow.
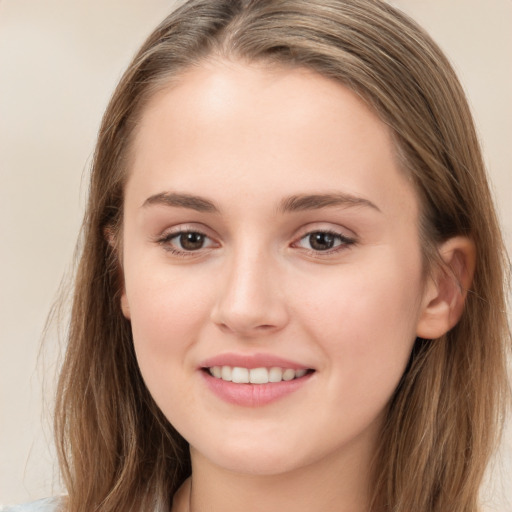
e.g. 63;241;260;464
142;192;219;213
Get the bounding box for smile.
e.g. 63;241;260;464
199;354;315;406
207;366;310;384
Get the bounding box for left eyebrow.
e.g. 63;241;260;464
278;193;381;213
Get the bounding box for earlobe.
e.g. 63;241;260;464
121;293;131;319
104;226;116;248
103;225;130;319
416;237;476;339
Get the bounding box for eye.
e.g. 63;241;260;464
158;230;217;253
295;230;355;252
175;231;208;251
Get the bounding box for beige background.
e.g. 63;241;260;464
1;0;511;508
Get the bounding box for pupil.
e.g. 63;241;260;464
309;232;335;251
180;232;204;250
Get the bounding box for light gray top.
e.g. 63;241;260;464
0;498;61;512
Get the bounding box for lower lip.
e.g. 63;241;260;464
201;371;313;407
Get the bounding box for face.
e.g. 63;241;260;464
120;61;430;476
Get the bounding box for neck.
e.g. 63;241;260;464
175;433;376;512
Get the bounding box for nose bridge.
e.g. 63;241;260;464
211;238;288;336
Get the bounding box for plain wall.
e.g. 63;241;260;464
1;0;511;508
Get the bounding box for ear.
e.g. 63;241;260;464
104;225;131;320
120;292;131;320
416;236;475;339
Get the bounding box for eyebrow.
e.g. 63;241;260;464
141;191;380;214
278;193;381;213
142;192;219;212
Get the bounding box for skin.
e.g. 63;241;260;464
119;60;470;512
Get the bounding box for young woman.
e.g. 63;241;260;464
5;0;510;511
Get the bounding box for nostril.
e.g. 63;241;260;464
214;321;282;337
209;271;289;336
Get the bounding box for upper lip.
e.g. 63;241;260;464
200;353;312;370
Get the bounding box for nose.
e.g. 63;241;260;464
210;247;289;338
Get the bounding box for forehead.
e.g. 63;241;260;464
127;59;418;221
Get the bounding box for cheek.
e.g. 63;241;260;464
295;252;423;396
126;276;212;424
300;256;421;336
125;267;213;377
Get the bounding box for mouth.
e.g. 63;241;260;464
199;354;315;406
203;366;314;384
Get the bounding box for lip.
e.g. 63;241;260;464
201;370;313;407
199;352;311;371
199;352;314;407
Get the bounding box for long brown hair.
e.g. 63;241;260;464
54;1;511;510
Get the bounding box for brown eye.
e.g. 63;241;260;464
158;230;216;254
178;232;206;251
295;230;355;253
308;232;336;251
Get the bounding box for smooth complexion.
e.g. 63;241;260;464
119;60;469;512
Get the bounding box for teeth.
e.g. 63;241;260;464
282;368;295;381
232;367;249;383
221;366;232;381
249;367;268;384
269;367;283;382
208;366;309;384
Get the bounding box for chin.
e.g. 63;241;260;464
211;454;303;476
193;437;312;476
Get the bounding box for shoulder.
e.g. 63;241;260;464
0;498;62;512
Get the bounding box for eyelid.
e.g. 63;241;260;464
292;222;357;241
156;222;215;238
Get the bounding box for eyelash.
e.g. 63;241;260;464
156;229;216;257
292;229;356;256
155;228;356;257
